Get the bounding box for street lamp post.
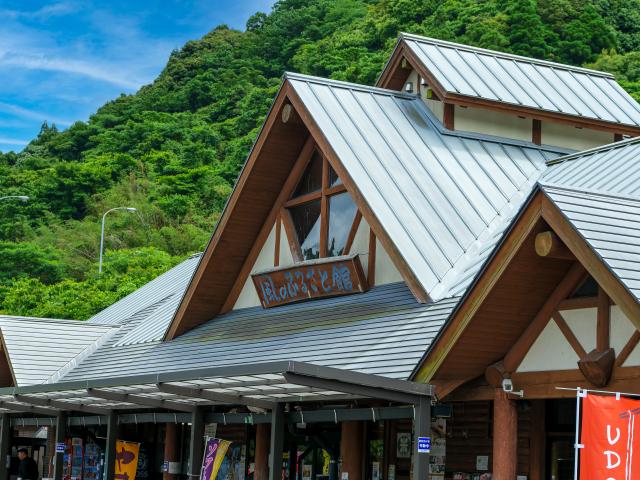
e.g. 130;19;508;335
99;207;137;274
0;195;29;203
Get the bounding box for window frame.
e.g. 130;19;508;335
281;147;361;262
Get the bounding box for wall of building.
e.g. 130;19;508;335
541;121;614;150
455;105;533;142
233;216;406;309
518;306;640;372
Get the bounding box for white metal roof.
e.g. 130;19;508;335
0;316;116;386
398;33;640;127
542;137;640;197
61;283;457;382
287;72;564;299
543;185;640;301
89;253;201;325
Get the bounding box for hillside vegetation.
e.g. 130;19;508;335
1;0;640;319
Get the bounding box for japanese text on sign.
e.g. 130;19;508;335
252;256;367;308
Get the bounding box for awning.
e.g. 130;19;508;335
0;361;433;416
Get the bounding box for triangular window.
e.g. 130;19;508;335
284;148;358;261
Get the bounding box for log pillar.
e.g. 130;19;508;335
529;400;545;480
0;414;10;480
163;422;179;480
340;421;364;480
493;390;518;480
255;423;270;480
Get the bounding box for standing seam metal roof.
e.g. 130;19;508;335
399;33;640;127
0;317;117;386
88;253;201;325
542;185;640;301
287;72;564;299
542;137;640;197
61;283;458;381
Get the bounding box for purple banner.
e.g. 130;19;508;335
200;438;231;480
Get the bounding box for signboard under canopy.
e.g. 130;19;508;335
251;254;368;308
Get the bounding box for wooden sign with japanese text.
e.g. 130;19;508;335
251;255;368;308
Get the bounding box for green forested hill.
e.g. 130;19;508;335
1;0;640;319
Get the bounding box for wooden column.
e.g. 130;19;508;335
340;421;364;480
529;400;545;480
255;424;270;480
53;413;66;480
163;422;179;480
493;390;518;480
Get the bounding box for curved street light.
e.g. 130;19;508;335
99;206;137;274
0;195;29;202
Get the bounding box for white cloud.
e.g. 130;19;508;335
0;102;73;126
0;52;142;89
0;137;28;146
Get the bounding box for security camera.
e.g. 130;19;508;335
502;378;513;392
502;378;524;397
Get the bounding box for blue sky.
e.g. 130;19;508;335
0;0;274;152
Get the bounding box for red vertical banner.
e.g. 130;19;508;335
580;394;640;479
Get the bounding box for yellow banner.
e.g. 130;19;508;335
115;440;140;480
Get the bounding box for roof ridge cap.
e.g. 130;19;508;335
546;136;640;166
541;182;640;203
284;72;417;99
399;32;615;78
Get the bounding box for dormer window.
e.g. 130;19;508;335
284;149;357;261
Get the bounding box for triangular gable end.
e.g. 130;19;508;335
412;186;640;399
0;333;16;388
377;34;640;139
166;78;429;339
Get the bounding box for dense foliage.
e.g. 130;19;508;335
1;0;640;319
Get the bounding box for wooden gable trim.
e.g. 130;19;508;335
412;193;543;383
286;85;430;304
377;40;640;137
165;82;308;339
0;334;16;388
616;331;640;367
539;193;640;327
502;262;586;373
219;136;315;313
342;211;362;256
552;311;587;359
414;188;640;385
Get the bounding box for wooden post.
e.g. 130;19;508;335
269;405;285;480
103;412;118;480
529;400;545;480
255;424;270;480
340;422;364;480
188;408;205;478
53;413;66;480
493;390;518;480
163;422;179;480
0;414;10;480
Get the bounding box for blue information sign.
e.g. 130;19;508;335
417;437;431;453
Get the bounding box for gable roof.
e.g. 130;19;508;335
89;253;201;325
379;33;640;133
542;137;640;196
166;72;568;338
0;316;116;386
61;283;457;382
542;185;640;302
286;73;564;300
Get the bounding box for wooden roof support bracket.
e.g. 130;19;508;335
503;262;587;373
